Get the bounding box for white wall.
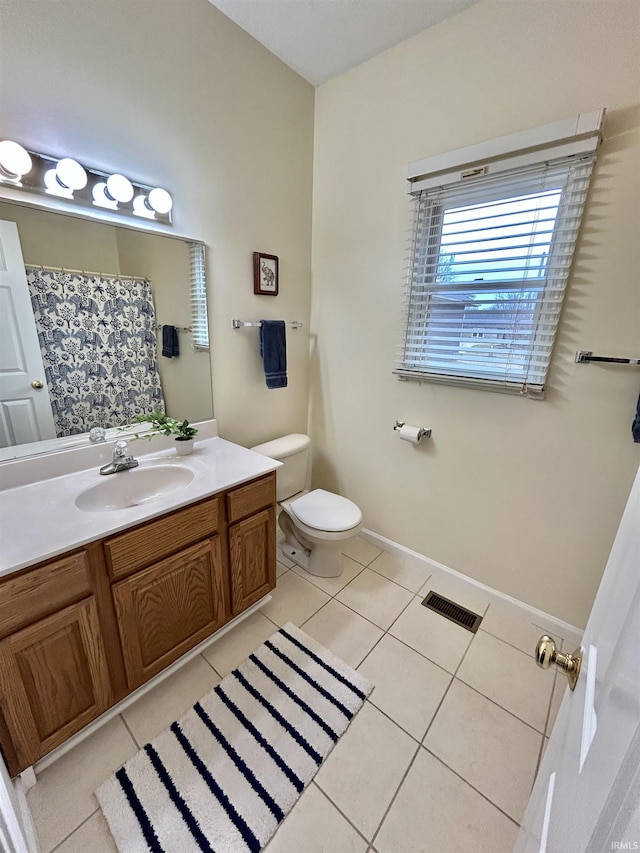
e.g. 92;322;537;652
310;0;640;627
0;0;314;448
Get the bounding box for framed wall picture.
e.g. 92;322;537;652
253;251;279;296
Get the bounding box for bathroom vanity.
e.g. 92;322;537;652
0;424;278;777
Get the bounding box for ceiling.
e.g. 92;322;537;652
207;0;479;86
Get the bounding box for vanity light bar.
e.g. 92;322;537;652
0;140;173;224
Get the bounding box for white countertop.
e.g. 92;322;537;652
0;432;280;577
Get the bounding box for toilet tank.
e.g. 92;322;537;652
251;433;310;501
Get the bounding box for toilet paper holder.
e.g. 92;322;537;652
393;421;432;441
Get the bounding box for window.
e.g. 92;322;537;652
189;241;209;350
397;114;602;397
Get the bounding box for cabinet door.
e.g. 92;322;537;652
229;507;276;616
0;597;112;775
113;537;226;690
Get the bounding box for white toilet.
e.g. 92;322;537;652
251;434;363;578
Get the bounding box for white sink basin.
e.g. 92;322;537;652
75;465;195;512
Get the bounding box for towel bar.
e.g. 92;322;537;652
576;350;640;365
155;324;192;332
231;319;303;329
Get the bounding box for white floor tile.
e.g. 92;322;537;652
375;748;519;853
357;634;451;740
341;536;383;567
389;596;473;673
302;599;384;669
28;717;137;853
457;630;554;732
121;655;220;746
336;569;413;630
276;560;289;577
424;680;541;823
201;610;277;676
316;702;417;840
419;570;492;615
265;783;368;853
368;550;431;593
290;554;366;596
480;601;544;655
53;810;118;853
260;570;330;627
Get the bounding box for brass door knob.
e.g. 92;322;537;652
31;380;44;389
535;635;582;690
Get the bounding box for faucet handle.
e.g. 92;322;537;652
113;440;128;458
89;427;106;443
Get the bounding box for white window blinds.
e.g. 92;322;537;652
189;241;209;350
396;154;596;396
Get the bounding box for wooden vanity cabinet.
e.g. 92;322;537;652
0;472;276;776
0;547;120;775
227;476;277;615
105;494;228;691
112;538;227;690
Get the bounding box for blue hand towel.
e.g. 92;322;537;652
260;320;287;389
632;393;640;443
162;325;179;358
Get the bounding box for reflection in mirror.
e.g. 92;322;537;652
0;201;213;460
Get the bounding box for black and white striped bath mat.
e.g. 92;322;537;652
96;622;373;852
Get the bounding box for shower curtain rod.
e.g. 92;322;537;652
25;262;150;284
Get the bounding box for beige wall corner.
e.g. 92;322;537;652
310;0;640;627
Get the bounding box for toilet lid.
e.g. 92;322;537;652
289;489;362;532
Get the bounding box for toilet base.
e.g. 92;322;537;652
279;513;344;578
282;540;344;578
280;541;311;570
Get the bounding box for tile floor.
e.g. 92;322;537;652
27;536;568;853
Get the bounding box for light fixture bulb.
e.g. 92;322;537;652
44;168;73;198
147;187;173;214
105;173;134;204
56;158;87;191
133;194;155;219
0;140;32;181
92;181;118;210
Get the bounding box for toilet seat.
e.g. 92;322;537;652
288;488;362;532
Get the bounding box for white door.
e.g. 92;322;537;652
515;465;640;853
0;220;56;447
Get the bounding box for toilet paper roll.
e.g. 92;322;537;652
398;424;422;444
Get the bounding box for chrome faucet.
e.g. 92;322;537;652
99;440;139;475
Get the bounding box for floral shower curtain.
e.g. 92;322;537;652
26;268;165;437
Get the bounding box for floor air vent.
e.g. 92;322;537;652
421;591;482;633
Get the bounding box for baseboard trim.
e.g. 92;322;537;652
360;527;583;646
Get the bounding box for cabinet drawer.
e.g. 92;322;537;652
0;551;91;640
227;474;276;523
105;496;220;581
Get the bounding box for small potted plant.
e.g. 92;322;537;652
124;409;198;455
172;418;198;455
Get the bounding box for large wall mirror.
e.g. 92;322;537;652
0;200;213;461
